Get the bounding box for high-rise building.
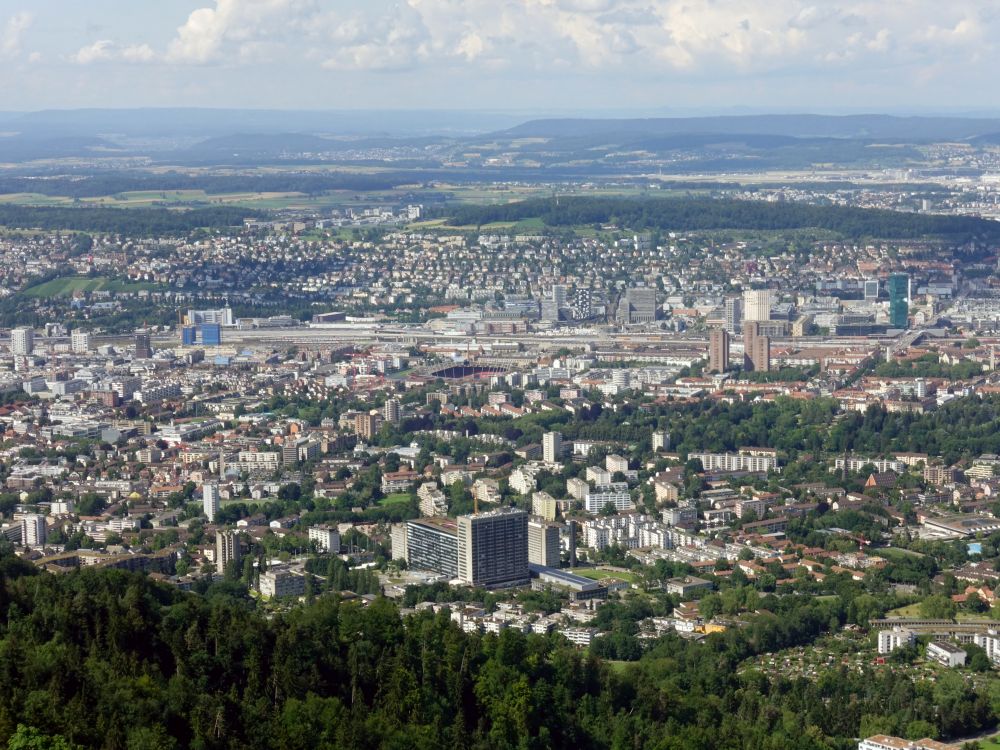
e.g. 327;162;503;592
864;279;880;301
134;332;153;359
528;519;562;568
457;507;529;588
543;431;563;464
724;297;743;334
652;431;670;452
10;327;34;356
405;517;458;578
21;514;46;547
181;326;197;346
384;398;401;424
743;289;772;323
215;529;241;572
709;328;730;373
354;413;379;441
308;525;341;553
203;484;220;523
743;321;771;372
621;287;656;324
70;330;91;354
888;273;910;329
571;289;593;320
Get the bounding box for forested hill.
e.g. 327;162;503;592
0;205;259;235
444;196;1000;241
0;557;994;749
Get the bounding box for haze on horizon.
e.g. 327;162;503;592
0;0;996;116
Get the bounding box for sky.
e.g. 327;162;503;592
0;0;997;114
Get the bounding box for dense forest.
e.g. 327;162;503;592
442;196;1000;242
0;555;994;750
0;205;259;235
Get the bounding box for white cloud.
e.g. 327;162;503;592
1;11;32;58
72;40;156;65
73;0;1000;86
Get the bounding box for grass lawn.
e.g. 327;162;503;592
379;493;411;507
978;737;1000;750
574;567;640;584
886;603;923;617
21;276;164;297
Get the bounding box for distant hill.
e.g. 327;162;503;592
497;114;1000;142
0;134;119;162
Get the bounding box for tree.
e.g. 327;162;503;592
7;725;81;750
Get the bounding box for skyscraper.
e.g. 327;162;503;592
457;507;529;588
542;431;563;464
384;398;401;424
10;327;34;356
216;529;241;572
743;289;772;323
743;321;771;372
134;332;153;359
888;273;910;329
21;514;46;547
709;328;730;373
203;483;220;523
724;297;743;334
528;519;562;568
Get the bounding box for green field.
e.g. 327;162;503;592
21;276;164;297
574;567;639;584
978;736;1000;749
379;493;412;507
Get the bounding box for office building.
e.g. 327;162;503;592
21;514;46;547
215;529;241;572
187;307;235;327
724;297;743;334
542;431;563;464
888;273;910;329
181;326;197;346
384;398;401;424
406;517;458;578
864;279;880;301
70;330;91;354
134;332;153;359
621;286;656;324
528;519;562;568
203;483;220;523
708;328;729;373
308;525;341;554
201;323;222;346
10;327;34;356
457;507;529;588
743;289;772;323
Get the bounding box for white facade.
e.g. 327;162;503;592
203;484;220;522
11;327;34;356
876;627;915;654
308;525;341;554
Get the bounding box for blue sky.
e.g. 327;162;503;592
0;0;997;113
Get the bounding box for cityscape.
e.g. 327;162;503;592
5;3;1000;750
